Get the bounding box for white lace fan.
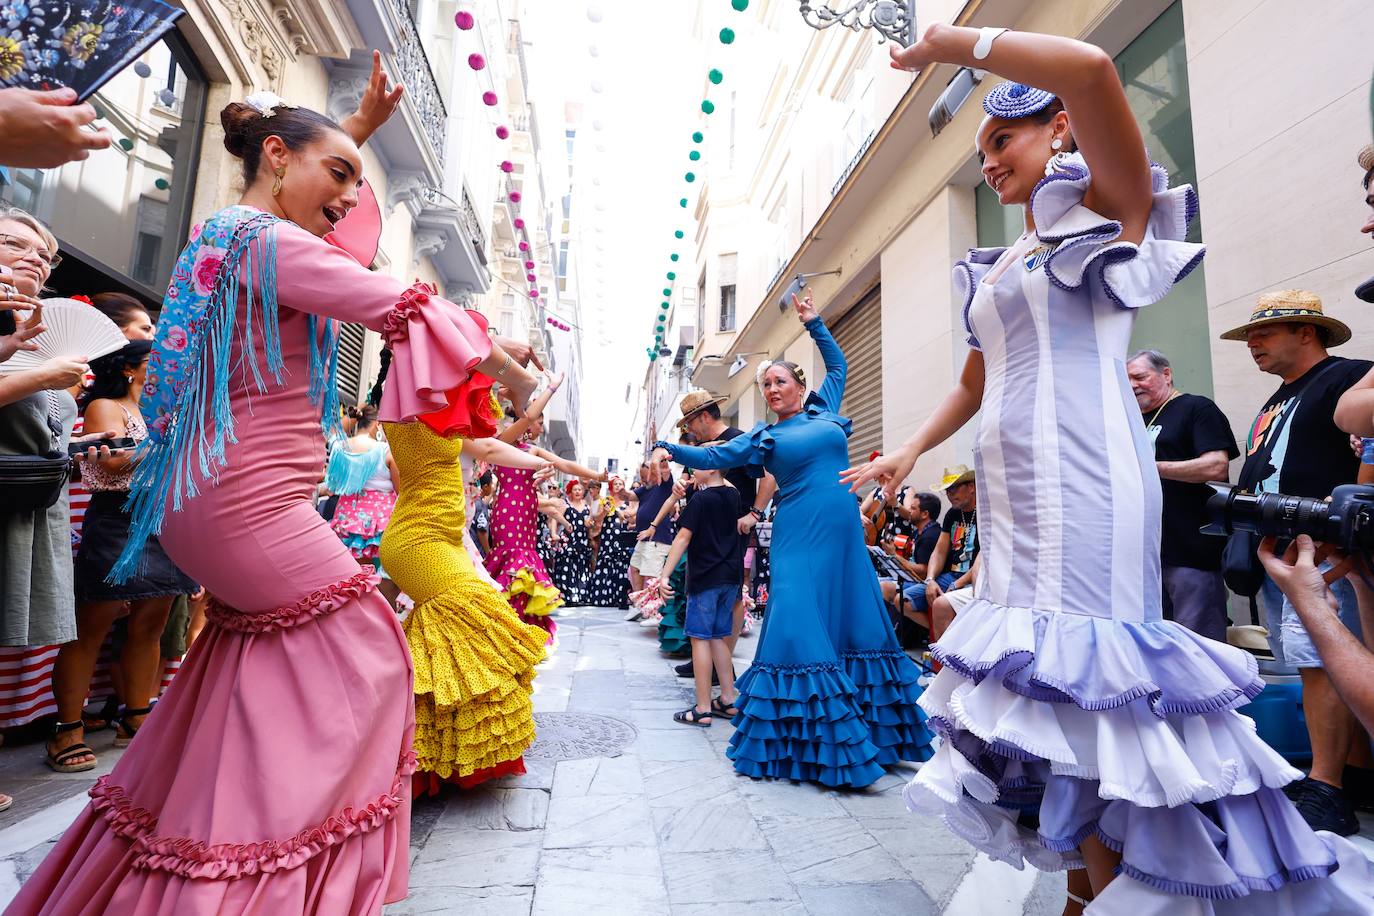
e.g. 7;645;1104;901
0;298;129;373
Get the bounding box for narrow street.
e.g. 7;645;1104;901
0;607;1069;915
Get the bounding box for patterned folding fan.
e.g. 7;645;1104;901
0;0;185;101
0;297;127;373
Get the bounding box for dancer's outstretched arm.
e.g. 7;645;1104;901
499;373;563;444
841;350;985;499
526;445;607;483
465;436;551;472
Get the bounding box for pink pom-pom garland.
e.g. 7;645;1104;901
509;191;522;203
468;53;486;71
500;160;514;173
482;91;498;106
513;217;525;229
496;125;510;139
455;11;474;29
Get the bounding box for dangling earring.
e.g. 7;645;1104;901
271;165;285;197
1051;137;1063;151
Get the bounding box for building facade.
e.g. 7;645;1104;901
658;0;1374;501
2;0;582;441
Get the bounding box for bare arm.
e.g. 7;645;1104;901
498;375;562;444
1335;368;1374;437
528;445;606;482
658;527;693;598
0;358;87;408
385;449;400;491
339;52;404;146
82;399;136;473
1158;449;1230;485
841;351;985;498
892;24;1152;242
925;533;951;586
952;553;982;591
1259;537;1374;735
464;436;549;470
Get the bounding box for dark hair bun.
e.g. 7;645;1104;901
220;102;259;159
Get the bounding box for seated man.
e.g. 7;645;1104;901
931;554;981;643
878;491;943;627
904;466;978;623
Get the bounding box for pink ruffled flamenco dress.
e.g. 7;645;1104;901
5;211;495;915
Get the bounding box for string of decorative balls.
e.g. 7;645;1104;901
646;0;749;362
456;9;543;307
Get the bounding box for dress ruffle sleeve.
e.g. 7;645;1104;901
378;283;494;426
1029;152;1204;310
952;247;1007;351
660;423;771;476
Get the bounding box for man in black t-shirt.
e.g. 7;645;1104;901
1127;350;1239;642
902;466;978;618
1222;289;1371;836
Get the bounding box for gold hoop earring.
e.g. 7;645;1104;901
271;166;285;197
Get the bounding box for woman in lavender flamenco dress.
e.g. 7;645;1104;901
846;23;1374;914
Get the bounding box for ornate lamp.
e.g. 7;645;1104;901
796;1;916;46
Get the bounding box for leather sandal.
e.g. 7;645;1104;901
45;720;97;773
113;705;153;748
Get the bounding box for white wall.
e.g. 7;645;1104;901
1186;0;1374;451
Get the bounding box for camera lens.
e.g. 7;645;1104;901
1204;483;1335;542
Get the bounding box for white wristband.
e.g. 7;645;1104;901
972;26;1008;61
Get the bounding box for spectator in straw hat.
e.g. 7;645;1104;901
1224;289;1372;835
646;390;777;678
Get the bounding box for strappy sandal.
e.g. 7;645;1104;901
113;706;153;748
81;695;118;732
673;707;712;728
45;720;97;773
711;697;739;720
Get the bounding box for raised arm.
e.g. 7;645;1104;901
807;317;847;411
1335;368;1374;437
891;25;1151;242
499;373;563;444
527;444;606;482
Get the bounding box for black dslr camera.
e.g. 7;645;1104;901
1203;483;1374;555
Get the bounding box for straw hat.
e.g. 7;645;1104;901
932;464;975;492
1218;290;1351;346
676;390;728;428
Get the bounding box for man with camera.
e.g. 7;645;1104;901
1127;349;1239;642
1224;289;1373;835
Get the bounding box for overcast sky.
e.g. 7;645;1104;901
522;0;712;462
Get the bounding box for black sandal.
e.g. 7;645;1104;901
711;697;739;720
113;706;153;748
45;720;97;773
673;707;712;727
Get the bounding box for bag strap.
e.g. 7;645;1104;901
42;390;63;457
1250;359;1345;486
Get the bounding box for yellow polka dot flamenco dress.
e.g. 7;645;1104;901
379;422;547;794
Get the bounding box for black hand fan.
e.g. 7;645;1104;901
0;0;185;102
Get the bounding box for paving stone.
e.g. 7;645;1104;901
533;846;669;916
641;759;741;808
670;904;807;916
862;818;975;906
796;880;936;915
551;753;644;797
384;885;533;915
663;850;800;905
634;730;719;763
835;784;911;819
408;827;542;888
652;799;768;852
440;788;548;832
739;777;848;818
759;815;908;885
543;792;656;848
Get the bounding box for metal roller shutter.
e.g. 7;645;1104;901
335;322;367;408
828;286;882;468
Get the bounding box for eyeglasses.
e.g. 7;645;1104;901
0;234;61;270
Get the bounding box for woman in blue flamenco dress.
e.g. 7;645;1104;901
659;292;934;789
843;22;1374;914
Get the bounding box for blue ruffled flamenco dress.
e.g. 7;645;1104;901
661;316;935;788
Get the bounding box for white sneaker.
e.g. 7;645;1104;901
639;613;661;628
624;606;643;622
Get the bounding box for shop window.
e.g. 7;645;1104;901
0;30;206;304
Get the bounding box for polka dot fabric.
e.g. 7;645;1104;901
484;442;563;637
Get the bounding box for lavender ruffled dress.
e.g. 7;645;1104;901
906;152;1374;912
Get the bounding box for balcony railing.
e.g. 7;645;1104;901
831;128;876;197
389;0;447;166
507;19;531;95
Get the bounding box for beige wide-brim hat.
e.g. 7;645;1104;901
676;390;729;428
1218;289;1352;346
932;464;975;492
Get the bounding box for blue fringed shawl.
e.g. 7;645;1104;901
110;207;342;583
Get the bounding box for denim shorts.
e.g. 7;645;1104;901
1259;567;1360;670
685;583;739;640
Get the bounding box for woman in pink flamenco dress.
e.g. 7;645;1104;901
5;87;538;915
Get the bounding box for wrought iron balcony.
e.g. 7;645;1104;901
389;0;446;163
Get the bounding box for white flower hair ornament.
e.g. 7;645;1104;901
244;91;295;118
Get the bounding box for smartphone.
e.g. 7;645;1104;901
68;436;137;457
0;266;13;337
778;274;806;311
